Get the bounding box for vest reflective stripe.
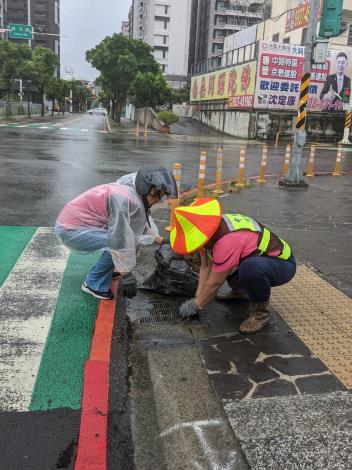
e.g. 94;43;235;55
278;239;291;260
258;227;270;254
222;213;292;261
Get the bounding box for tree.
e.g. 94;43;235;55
132;71;171;109
170;83;191;106
0;41;32;115
86;34;160;123
24;47;59;116
69;80;93;113
45;78;70;115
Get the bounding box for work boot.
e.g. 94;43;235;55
216;289;248;301
239;301;270;334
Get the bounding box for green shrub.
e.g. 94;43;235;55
157;111;179;126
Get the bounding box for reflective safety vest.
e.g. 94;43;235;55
210;212;292;261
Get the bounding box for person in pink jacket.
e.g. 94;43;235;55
55;165;177;300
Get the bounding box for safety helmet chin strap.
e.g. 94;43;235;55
141;194;152;228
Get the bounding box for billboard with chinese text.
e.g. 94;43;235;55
190;61;257;108
254;41;352;112
285;0;322;33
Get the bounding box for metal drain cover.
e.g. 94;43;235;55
135;299;182;325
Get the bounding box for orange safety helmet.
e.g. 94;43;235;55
170;198;222;255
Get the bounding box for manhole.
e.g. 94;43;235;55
136;299;182;325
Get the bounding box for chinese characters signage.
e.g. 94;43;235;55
190;61;257;108
285;0;322;33
254;41;352;112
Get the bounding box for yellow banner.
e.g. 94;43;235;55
190;61;257;107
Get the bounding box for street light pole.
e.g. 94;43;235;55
279;0;320;189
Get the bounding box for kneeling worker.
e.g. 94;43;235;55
170;198;296;334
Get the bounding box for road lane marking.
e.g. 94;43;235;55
38;126;50;129
0;228;70;412
81;129;89;132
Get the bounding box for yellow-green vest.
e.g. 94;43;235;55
219;213;292;261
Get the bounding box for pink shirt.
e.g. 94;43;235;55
211;231;280;272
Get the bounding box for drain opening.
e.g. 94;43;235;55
133;300;182;325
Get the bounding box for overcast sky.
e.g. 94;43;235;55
60;0;131;80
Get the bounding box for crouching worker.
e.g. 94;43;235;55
170;198;296;334
55;165;177;300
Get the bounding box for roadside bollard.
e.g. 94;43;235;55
306;146;316;177
165;163;182;232
333;146;342;176
257;144;268;184
135;121;139;137
197;150;207;198
284;144;291;175
144;122;148;138
213;147;224;194
235;146;246;188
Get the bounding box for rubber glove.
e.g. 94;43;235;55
120;273;137;298
179;298;200;319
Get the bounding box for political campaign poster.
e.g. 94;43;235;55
190;61;257;109
254;41;352;112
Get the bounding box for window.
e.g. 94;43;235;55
272;33;279;42
283;37;290;44
348;25;352;46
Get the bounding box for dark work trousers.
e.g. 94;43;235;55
227;254;296;303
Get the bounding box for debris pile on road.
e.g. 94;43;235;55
143;244;199;296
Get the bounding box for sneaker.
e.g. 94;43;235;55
239;301;270;334
81;282;114;300
112;272;121;279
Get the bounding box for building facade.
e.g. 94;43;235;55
192;0;271;64
121;20;129;37
129;0;192;88
189;0;352;142
4;0;60;56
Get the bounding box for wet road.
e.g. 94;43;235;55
1;114;351;226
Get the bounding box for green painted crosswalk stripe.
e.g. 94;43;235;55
0;226;36;288
30;251;100;411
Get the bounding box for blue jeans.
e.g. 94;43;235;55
55;224;115;293
228;254;296;303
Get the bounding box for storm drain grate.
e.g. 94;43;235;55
137;300;182;325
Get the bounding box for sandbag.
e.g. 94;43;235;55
143;244;199;296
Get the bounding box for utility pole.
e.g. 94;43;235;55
27;0;32;47
279;0;320;189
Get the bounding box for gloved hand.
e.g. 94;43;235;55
179;298;200;319
120;273;137;299
160;237;170;245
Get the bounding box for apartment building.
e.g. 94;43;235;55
121;20;129;37
192;0;271;63
129;0;192;88
4;0;60;56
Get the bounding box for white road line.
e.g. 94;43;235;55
38;126;50;129
59;127;69;130
15;125;28;128
81;129;89;132
100;130;108;133
0;228;70;412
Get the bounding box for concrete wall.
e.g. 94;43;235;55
193;110;252;139
172;104;194;117
125;104;162;132
192;107;346;142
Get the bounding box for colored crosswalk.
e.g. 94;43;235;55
0;226;101;412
